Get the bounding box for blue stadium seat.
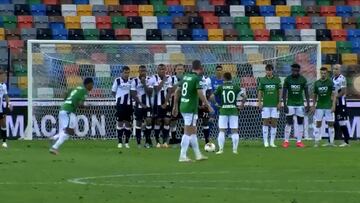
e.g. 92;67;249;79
241;0;255;5
31;4;46;16
192;29;208;41
260;6;275;16
110;65;122;77
50;22;65;30
351;40;360;54
8;87;21;98
168;5;184;17
73;0;89;4
0;0;11;4
52;28;68;40
158;16;173;29
336;6;352;17
280;17;295;30
347;29;360;41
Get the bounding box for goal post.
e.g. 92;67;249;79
26;40;321;140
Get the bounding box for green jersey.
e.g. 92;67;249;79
284;75;307;106
61;86;88;113
258;76;282;107
179;72;202;114
314;78;334;109
214;82;241;116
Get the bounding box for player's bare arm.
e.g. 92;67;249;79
282;86;288;113
331;91;337;113
304;86;310;113
172;86;181;117
258;90;263;110
131;90;146;108
162;86;173;109
311;93;317;114
277;88;282;110
198;89;213;113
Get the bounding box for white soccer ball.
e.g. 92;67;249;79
204;143;216;152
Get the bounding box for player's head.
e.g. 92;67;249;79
175;64;184;76
215;65;223;78
291;63;301;77
138;65;147;78
192;60;203;75
320;67;328;80
0;69;6;82
265;64;274;77
83;77;94;91
121;66;130;80
333;64;341;77
223;72;232;81
157;64;166;78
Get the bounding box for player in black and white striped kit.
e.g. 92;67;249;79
332;64;350;147
130;65;154;148
150;64;173;148
112;66;133;149
0;69;10;148
199;74;213;144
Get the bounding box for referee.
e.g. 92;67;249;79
332;64;350;147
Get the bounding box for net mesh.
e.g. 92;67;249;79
29;42;319;140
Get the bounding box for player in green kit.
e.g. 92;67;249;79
282;63;310;148
311;67;337;147
210;72;246;154
258;64;282;148
49;78;94;155
172;60;213;162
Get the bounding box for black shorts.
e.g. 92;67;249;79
0;113;5;119
335;105;349;122
116;104;133;122
198;108;210;119
134;107;152;121
154;105;171;119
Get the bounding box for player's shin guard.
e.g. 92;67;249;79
203;126;210;144
218;131;225;151
284;124;291;142
124;127;131;144
328;127;335;144
180;134;190;159
270;127;277;145
231;133;239;151
117;126;124;144
190;134;202;159
262;126;269;145
1;127;6;143
154;125;161;144
52;132;69;150
340;125;350;144
144;126;152;145
162;125;170;144
135;127;142;145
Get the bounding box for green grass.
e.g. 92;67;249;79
1;140;360;203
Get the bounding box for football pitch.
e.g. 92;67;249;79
0;140;359;203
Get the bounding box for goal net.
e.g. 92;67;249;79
26;41;321;140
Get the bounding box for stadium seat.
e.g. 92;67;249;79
34;16;49;28
14;4;30;15
306;5;320;16
270;29;284;40
316;28;331;40
60;0;73;3
296;16;310;28
36;28;52;39
230;5;245;16
108;5;122;16
327;16;342;29
219;16;234;29
287;0;301;5
311;16;326;29
99;29;114;40
169;5;184;17
81;16;96;29
291;5;305;16
238;28;254;40
139;5;154;16
347;29;360;41
166;0;180;5
224;28;238;40
146;29;162;40
84;29;99;40
111;16;127;29
92;5;107;16
143;16;158;29
276;5;290;16
177;29;192;40
65;16;81;29
208;28;223;40
215;5;230;16
189;16;204;29
158;16;173;29
115;29;131;40
0;29;4;40
161;28;177;40
331;29;347;41
46;5;61;16
5;29;20;40
320;6;336;16
324;54;340;64
49;16;65;29
265;16;280;29
43;0;59;4
245;5;260;16
280;17;295;29
271;0;286;5
249;16;265;29
123;5;139;16
347;0;360;6
333;0;345;5
8;40;24;54
211;0;225;5
342;53;358;65
0;4;14;16
52;28;68;39
73;0;89;4
351;6;360;17
254;29;269;40
104;0;118;5
31;4;46;16
234;16;250;29
127;16;143;29
259;5;275;16
2;16;17;29
77;5;92;16
173;16;189;29
285;29;300;40
154;5;168;16
62;4;77;16
17;16;33;29
352;40;360;53
300;28;316;40
321;41;336;54
241;0;256;5
68;29;84;40
336;6;352;17
342;17;357;29
256;0;270;6
182;0;196;6
21;28;36;40
192;28;208;40
337;41;352;53
199;5;215;17
204;16;219;28
184;5;197;16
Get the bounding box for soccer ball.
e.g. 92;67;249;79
204;143;216;152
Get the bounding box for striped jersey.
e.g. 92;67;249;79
131;76;152;108
112;77;132;105
0;83;7;113
333;74;347;106
150;74;173;106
